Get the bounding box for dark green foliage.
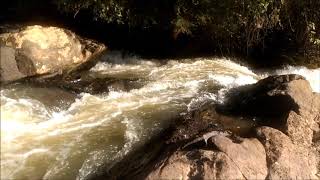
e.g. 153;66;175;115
55;0;128;23
54;0;175;27
19;0;312;66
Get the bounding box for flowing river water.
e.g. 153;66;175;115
1;52;319;180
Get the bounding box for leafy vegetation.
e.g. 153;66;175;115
3;0;319;66
53;0;319;63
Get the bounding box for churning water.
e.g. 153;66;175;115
1;52;319;180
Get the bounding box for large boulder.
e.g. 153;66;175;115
0;25;106;83
217;74;320;178
96;74;319;179
217;75;320;179
256;126;318;179
146;135;267;180
217;74;306;118
210;135;268;179
218;74;320;147
0;46;31;82
143;75;320;179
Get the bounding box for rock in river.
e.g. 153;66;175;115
107;74;320;180
0;25;106;83
219;74;320;147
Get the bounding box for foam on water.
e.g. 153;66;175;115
1;54;319;180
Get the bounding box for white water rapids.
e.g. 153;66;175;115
1;52;319;180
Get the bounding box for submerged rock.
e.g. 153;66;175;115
1;83;77;111
56;77;143;94
0;25;106;83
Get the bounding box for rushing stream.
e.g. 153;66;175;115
1;52;319;180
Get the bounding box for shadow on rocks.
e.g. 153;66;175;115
216;74;304;129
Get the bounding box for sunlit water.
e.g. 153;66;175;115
1;52;319;180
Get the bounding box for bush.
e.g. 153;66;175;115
53;0;319;64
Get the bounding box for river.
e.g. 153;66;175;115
1;52;319;180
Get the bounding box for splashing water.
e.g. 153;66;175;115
1;53;319;180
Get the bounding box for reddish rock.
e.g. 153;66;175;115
257;126;318;179
146;135;267;180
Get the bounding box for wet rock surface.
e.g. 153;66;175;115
0;25;106;83
103;74;320;180
20;70;144;94
1;83;77;111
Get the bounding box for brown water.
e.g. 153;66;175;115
1;52;319;180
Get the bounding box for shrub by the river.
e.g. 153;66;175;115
53;0;319;66
2;0;320;66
